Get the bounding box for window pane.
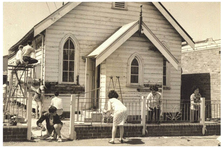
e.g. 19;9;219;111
131;59;138;66
64;40;69;49
69;61;74;71
131;75;138;83
69;72;74;82
63;72;68;82
70;40;75;49
163;67;166;75
63;61;68;70
63;50;68;60
163;76;166;86
69;50;75;60
131;67;138;74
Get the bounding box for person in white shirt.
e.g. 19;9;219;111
15;45;28;66
22;41;38;64
146;85;162;124
51;91;63;117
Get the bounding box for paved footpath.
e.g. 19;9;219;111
3;136;220;146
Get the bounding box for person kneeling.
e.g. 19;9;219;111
36;106;63;142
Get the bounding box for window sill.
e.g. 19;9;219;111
126;84;143;88
163;86;171;90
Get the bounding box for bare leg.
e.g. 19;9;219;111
38;102;42;117
36;104;39;119
54;124;62;139
119;126;124;140
111;125;117;142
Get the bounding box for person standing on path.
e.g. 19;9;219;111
146;85;162;124
51;91;63;118
103;90;128;144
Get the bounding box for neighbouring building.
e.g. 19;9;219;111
7;2;196;116
181;38;221;119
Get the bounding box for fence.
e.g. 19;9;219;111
71;95;220;125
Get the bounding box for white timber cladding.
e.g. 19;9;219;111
105;34;163;100
34;2;82;37
152;2;195;49
43;2;182;109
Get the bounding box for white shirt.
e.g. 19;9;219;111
146;92;162;110
15;49;24;64
23;45;35;57
51;96;63;109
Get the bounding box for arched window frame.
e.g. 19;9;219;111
127;53;144;86
59;34;79;84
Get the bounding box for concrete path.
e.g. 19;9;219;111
3;136;220;146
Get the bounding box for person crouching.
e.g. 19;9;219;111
36;106;63;142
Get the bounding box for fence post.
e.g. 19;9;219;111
27;91;32;140
141;96;146;135
69;95;76;140
200;97;206;135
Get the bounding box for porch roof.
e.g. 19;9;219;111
87;20;179;70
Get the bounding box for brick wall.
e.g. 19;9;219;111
74;124;220;139
3;126;27;142
75;124;143;139
181;47;221;101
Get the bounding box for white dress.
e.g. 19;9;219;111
107;98;128;126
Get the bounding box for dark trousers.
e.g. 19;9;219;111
190;110;199;123
148;107;160;122
23;56;38;64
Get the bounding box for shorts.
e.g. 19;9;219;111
57;109;63;116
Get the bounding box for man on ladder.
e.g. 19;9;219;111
15;41;38;66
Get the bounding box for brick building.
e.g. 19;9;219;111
181;38;221;118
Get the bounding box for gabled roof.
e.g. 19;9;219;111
152;2;195;48
9;2;195;57
88;21;138;58
8;2;81;56
87;20;179;70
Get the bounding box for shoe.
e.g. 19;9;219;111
119;139;123;143
108;140;115;144
57;137;62;142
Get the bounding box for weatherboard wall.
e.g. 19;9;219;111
44;2;182;111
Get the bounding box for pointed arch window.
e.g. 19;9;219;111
127;53;144;86
62;37;75;82
131;58;139;83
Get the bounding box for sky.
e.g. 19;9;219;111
2;2;221;56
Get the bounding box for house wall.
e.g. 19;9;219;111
44;2;182;112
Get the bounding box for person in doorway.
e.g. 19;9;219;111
190;86;201;123
51;91;63;119
146;85;162;124
37;105;63;142
22;40;38;65
103;90;128;144
31;85;44;119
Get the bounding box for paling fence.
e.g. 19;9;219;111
72;96;221;124
3;90;28;124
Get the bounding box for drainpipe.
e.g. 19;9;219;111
39;33;45;86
